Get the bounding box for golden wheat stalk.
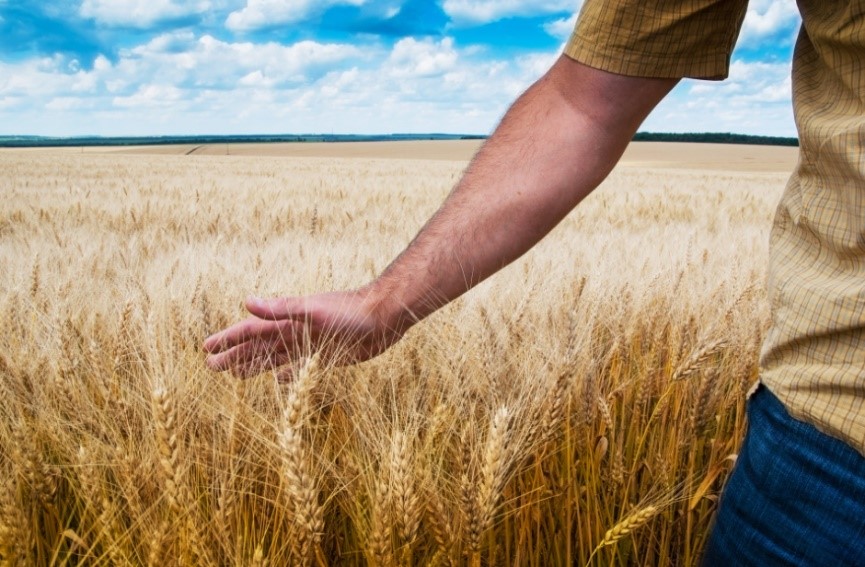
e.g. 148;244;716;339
425;490;456;563
672;340;728;382
469;406;512;553
146;518;168;567
150;386;211;564
369;478;393;566
0;148;769;565
0;475;28;566
151;387;182;513
390;431;420;547
586;505;659;566
539;370;571;445
278;355;323;566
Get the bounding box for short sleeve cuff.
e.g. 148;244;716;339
563;0;748;81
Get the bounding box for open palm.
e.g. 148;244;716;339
203;290;398;378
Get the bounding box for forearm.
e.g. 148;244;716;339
366;56;677;334
203;57;677;374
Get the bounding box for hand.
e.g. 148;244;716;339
203;290;400;378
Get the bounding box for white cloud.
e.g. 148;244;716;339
515;51;558;80
226;0;365;31
80;0;211;27
0;97;22;111
0;24;796;138
45;97;92;111
105;34;544;135
113;84;186;108
92;55;112;72
642;59;795;136
0;55;101;98
738;75;791;103
134;29;197;53
0;33;364;134
386;37;458;78
118;33;361;89
725;60;792;103
238;70;273;88
737;0;800;48
543;11;579;40
318;67;360;98
443;0;576;24
263;36;553;133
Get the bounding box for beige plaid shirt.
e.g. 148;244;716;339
565;1;865;456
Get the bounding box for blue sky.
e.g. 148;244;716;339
0;1;801;137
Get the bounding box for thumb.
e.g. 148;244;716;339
245;296;304;321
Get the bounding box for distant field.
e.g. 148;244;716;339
5;139;799;172
0;142;786;565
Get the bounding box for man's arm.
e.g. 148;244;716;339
204;55;678;376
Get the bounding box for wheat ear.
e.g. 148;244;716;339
369;477;393;567
152;387;182;513
279;355;323;566
468;406;512;553
586;506;658;566
425;489;455;562
672;340;728;382
0;475;28;566
390;432;420;547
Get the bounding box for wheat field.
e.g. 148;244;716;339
0;143;790;566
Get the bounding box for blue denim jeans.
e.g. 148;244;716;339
701;385;865;566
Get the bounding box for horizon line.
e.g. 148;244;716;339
0;131;799;148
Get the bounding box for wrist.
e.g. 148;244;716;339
359;279;417;339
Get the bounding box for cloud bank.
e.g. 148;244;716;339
0;1;800;137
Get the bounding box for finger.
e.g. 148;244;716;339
227;347;310;380
235;351;297;381
231;357;277;379
205;337;290;372
205;317;309;371
203;318;288;353
245;296;308;322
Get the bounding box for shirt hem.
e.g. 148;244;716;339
564;32;731;80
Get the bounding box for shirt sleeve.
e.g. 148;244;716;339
564;0;749;80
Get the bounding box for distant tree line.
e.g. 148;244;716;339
632;131;799;146
0;133;484;148
0;132;797;148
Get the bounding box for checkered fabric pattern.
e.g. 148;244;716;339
565;0;865;456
